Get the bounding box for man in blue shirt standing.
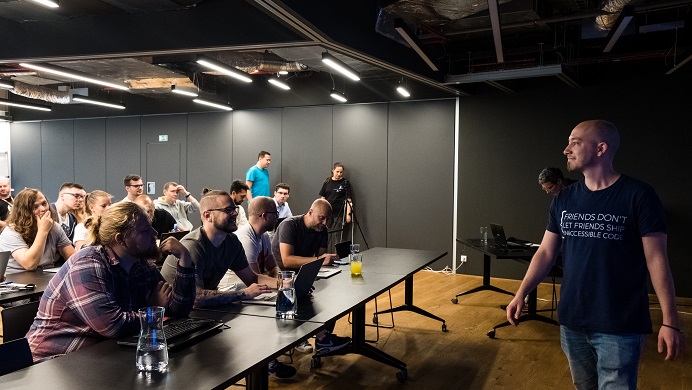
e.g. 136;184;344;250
506;120;684;389
246;151;271;202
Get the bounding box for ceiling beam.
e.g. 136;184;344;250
487;0;504;63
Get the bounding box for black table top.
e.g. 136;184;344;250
1;270;55;304
458;238;537;260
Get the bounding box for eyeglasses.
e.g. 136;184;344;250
207;206;238;215
262;211;279;217
63;193;85;200
128;184;144;188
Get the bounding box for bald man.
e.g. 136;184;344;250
134;195;177;235
235;196;280;277
0;177;13;230
270;199;350;356
506;120;684;389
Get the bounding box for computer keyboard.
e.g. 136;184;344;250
164;318;218;340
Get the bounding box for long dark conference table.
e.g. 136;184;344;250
1;247;447;389
453;239;559;337
0;269;55;305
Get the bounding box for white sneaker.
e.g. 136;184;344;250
295;340;313;353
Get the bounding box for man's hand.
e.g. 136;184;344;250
147;280;172;307
176;185;188;195
160;237;193;268
36;211;54;235
320;253;339;266
242;283;273;299
506;295;526;326
658;326;685;361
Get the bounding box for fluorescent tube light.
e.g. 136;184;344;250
0;99;51;111
193;98;233;111
72;95;125;109
196;56;252;83
31;0;59;8
330;89;348;103
268;78;290;90
170;85;199;97
322;53;360;82
19;63;129;90
278;70;289;75
396;85;411;98
0;80;14;90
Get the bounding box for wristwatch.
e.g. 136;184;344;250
184;192;191;197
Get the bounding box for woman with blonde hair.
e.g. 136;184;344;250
73;190;113;250
0;188;75;274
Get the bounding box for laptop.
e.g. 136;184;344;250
489;223;530;251
117;317;224;350
243;258;323;306
0;251;9;278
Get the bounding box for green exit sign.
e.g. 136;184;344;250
159;135;168;142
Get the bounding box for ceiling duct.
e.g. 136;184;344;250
11;80;71;104
211;52;307;74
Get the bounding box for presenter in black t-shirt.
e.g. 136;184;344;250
318;162;352;229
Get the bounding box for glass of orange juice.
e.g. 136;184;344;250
350;253;363;275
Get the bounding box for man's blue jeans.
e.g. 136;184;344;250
560;325;646;390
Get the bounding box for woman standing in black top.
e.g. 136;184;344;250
319;162;352;227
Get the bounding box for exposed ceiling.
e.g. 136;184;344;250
0;0;690;121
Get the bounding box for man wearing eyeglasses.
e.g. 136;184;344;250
122;174;144;202
235;196;280;277
160;189;274;307
50;182;87;242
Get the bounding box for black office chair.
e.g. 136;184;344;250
0;337;33;376
1;300;40;342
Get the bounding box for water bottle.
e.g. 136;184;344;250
136;306;168;371
172;223;178;232
276;271;297;318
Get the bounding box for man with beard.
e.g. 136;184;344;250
25;202;196;362
161;189;274;307
271;199;350;356
160;190;296;379
230;180;249;227
506;120;684;389
122;174;144;202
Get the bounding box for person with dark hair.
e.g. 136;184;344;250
245;150;271;201
122;174;143;202
507;120;684;388
538;167;575;196
0;188;75;274
319;162;353;228
230;179;249;227
0;176;13;232
50;182;86;242
273;182;292;218
25;201;195;362
154;181;199;231
73;190;112;250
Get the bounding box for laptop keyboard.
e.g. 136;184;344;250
164;318;218;340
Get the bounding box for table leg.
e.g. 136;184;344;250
452;254;514;303
374;276;447;331
246;364;268;390
486;288;559;338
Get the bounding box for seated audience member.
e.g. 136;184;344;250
230;180;249;227
50;182;87;242
135;194;177;235
236;196;280;277
160;189;295;379
273;183;292;219
0;188;75;274
538;167;576;196
73;190;113;250
26;202;195;362
271;199;350;356
122;174;144;202
154;182;199;231
0;177;13;233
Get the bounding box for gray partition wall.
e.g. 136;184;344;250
10;99;456;269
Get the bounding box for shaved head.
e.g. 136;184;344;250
311;199;332;215
575;120;620;156
248;196;276;217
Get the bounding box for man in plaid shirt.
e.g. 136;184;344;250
26;202;196;362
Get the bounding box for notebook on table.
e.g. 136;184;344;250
117;317;224;350
242;258;323;306
489;223;531;251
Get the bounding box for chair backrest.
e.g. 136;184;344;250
0;337;33;376
1;300;40;342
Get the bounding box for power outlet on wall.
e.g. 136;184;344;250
459;255;467;265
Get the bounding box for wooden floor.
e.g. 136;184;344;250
240;272;691;390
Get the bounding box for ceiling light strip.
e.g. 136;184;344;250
196;56;253;83
322;53;360;81
19;63;129;90
193;98;233;111
72;95;125;109
0;80;14;90
31;0;59;8
396;85;411;97
330;90;347;103
171;85;199;97
0;99;52;111
268;78;290;90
